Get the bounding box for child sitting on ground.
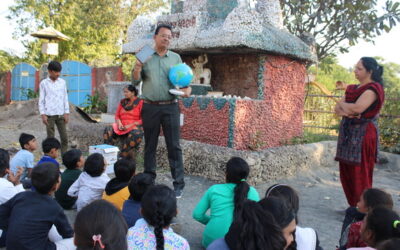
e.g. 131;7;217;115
259;197;297;250
0;148;24;247
122;173;154;228
37;137;61;167
102;158;136;210
0;149;24;204
192;157;260;247
55;149;84;209
127;184;190;249
74;199;128;249
265;184;323;250
207;200;287;250
348;207;400;250
9;133;38;184
68;153;110;211
340;188;393;249
0;162;74;250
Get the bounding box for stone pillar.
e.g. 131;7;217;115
107;81;130;114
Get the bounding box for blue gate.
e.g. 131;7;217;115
11;63;36;101
61;60;92;107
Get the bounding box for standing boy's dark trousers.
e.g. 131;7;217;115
141;102;185;191
46;115;68;154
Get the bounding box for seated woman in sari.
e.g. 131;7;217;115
103;85;143;158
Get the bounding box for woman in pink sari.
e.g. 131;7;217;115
334;57;385;207
103;85;143;158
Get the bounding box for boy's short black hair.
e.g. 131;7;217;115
128;173;154;202
62;149;82;170
114;158;136;182
0;148;10;176
84;153;105;177
42;137;61;154
31;162;60;194
155;23;172;35
47;61;62;72
19;133;35;149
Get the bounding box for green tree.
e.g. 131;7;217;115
374;57;400;90
280;0;400;61
0;50;23;72
309;57;356;90
8;0;166;71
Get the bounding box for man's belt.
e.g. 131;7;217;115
143;99;177;105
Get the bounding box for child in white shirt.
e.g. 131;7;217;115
68;153;109;211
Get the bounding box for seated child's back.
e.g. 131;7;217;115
192;157;260;247
68;153;110;211
0;162;73;250
9;133;37;180
102;158;136;210
122;173;154;227
55;149;84;209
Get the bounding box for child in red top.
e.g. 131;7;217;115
340;188;393;249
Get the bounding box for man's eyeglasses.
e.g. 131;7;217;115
158;34;172;40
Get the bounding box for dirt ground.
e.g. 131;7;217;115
1;101;399;250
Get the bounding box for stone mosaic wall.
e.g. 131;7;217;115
179;97;231;147
233;55;307;149
177;54;306;150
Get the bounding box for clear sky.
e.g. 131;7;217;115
1;0;400;69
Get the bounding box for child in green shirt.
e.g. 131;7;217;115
192;157;260;247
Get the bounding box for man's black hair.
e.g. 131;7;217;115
155;23;172;35
47;61;62;72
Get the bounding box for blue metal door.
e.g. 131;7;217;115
11;63;36;101
61;60;92;107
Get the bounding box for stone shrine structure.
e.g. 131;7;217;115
122;0;316;150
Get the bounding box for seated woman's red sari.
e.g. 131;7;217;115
103;97;144;158
335;82;385;206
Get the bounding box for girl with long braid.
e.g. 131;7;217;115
127;185;189;250
192;157;260;248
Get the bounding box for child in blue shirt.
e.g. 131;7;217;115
9;133;38;182
122;173;154;227
37;137;61;167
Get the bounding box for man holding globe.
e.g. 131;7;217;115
132;23;191;198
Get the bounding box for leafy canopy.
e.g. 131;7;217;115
280;0;400;60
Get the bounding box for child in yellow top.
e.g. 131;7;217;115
102;158;136;210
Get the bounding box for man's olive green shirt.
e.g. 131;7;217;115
132;50;182;102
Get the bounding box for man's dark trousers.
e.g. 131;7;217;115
142;102;185;190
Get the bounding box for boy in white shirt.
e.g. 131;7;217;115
68;153;110;211
38;61;69;154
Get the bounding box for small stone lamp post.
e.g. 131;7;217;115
31;27;70;56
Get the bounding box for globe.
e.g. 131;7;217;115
168;63;193;88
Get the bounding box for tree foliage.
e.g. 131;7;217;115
8;0;166;70
0;50;23;72
309;57;356;90
280;0;400;61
